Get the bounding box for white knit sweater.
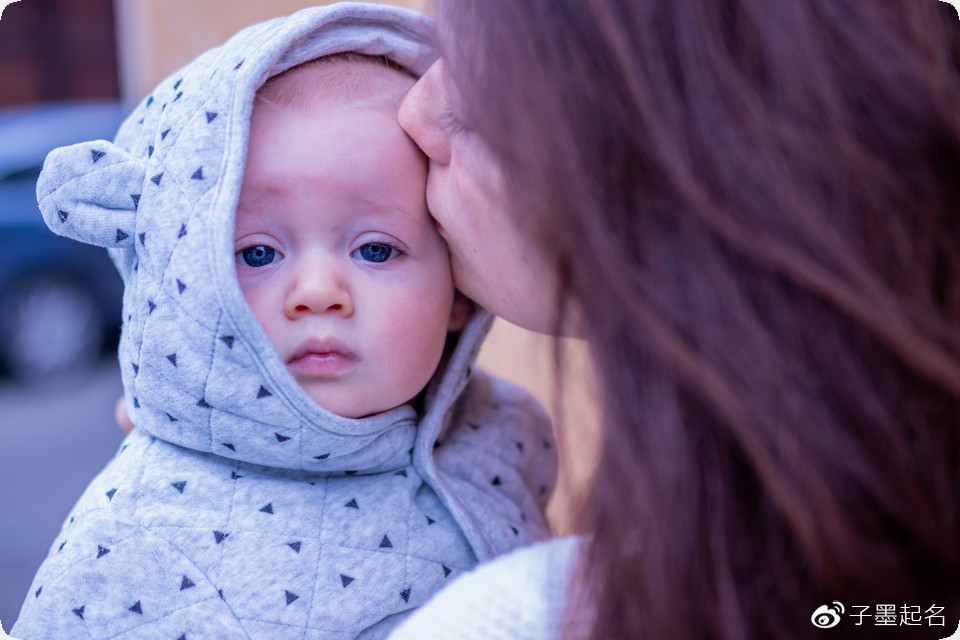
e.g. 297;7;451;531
388;536;591;639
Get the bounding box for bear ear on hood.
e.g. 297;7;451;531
37;140;146;249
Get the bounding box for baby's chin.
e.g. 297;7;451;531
301;386;409;420
292;368;430;419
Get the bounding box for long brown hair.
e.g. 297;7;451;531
436;1;960;638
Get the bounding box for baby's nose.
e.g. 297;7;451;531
284;263;354;318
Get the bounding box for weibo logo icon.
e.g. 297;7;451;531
811;602;844;629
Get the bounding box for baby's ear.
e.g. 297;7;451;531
448;291;474;332
36;140;146;249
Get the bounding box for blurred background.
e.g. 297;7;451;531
0;0;597;629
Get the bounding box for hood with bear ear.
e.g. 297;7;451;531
36;3;493;473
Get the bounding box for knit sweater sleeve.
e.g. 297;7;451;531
387;536;587;640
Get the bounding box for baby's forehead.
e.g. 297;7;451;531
256;54;415;115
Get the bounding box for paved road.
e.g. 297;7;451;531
0;361;125;630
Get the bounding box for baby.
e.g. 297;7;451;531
13;5;556;639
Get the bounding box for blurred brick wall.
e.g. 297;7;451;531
0;0;119;107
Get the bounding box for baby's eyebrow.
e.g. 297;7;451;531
357;199;428;228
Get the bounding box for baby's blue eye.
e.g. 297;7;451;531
239;245;277;267
354;242;396;263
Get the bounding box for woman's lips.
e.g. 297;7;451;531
287;339;358;377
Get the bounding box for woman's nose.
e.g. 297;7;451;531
399;62;452;165
284;262;354;319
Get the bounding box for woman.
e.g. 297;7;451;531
392;0;960;638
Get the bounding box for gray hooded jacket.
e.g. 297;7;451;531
13;4;556;639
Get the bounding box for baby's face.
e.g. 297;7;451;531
235;92;460;418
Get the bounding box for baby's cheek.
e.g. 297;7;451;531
240;282;280;343
385;297;450;391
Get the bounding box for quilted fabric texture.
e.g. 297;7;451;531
13;4;557;639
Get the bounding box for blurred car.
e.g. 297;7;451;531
0;101;125;382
